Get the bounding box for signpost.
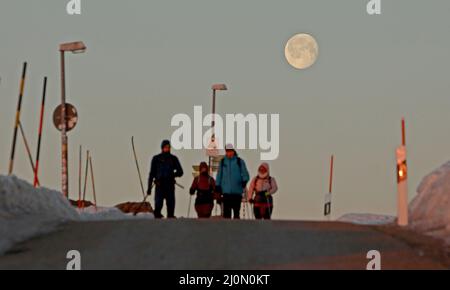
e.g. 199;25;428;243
324;155;334;220
53;103;78;132
396;118;408;226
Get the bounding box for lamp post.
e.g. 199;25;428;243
209;84;227;173
59;41;86;198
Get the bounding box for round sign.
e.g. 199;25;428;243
53;103;78;132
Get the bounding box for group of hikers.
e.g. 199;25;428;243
147;140;278;220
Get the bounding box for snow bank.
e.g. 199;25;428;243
409;161;450;243
0;175;152;255
77;206;153;221
338;213;395;225
0;175;78;255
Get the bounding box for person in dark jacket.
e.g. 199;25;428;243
189;162;216;218
147;140;183;219
216;143;250;219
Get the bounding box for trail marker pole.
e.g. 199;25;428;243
9;62;27;175
34;77;47;187
396;118;408;226
18;122;40;186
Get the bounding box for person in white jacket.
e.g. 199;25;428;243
247;162;278;219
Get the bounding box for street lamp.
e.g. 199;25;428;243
209;84;227;173
59;41;86;198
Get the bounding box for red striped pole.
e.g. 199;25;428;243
9;62;27;175
33;77;47;187
18;122;40;186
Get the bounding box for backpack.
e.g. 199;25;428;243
252;175;273;205
219;156;243;174
195;175;215;204
252;175;272;192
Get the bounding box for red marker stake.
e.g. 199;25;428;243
34;77;47;187
18;122;40;186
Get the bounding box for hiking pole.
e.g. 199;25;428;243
89;155;98;212
266;194;272;220
18;122;40;186
133;182;154;216
251;201;255;220
82;150;90;209
131;136;146;199
78;145;82;208
187;194;192;218
9;62;27;175
33;77;47;187
247;201;252;220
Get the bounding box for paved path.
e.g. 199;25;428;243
0;219;446;270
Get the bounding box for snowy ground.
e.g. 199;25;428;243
0;175;152;255
340;161;450;246
338;213;396;225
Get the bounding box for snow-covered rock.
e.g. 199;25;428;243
0;175;152;255
338;213;395;225
409;161;450;243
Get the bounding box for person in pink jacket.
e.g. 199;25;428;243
247;162;278;219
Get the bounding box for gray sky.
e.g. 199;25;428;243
1;0;450;219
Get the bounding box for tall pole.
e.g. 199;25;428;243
9;62;27;175
34;77;47;187
60;51;69;198
209;89;216;175
396;118;408;226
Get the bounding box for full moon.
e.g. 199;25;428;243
285;33;319;70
